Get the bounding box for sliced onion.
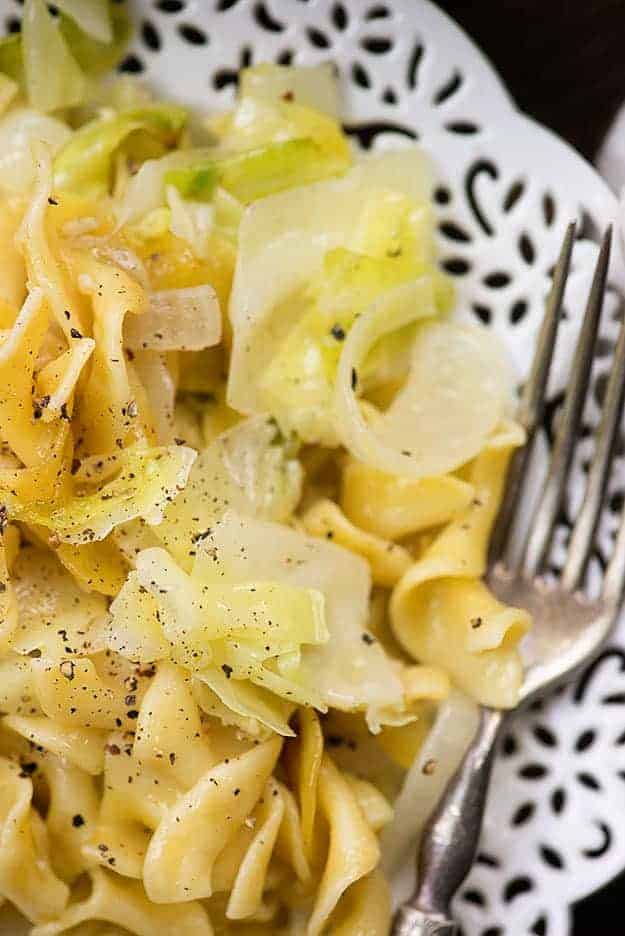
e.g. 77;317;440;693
240;63;341;119
124;285;221;352
380;690;479;894
334;306;512;480
131;350;175;444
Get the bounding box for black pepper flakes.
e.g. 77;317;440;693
330;324;346;341
72;814;85;827
70;327;83;339
221;664;233;679
351;368;358;390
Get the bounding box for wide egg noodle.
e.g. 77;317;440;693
0;757;69;924
340;458;475;541
307;755;380;936
143;735;282;903
29;868;213;936
390;428;531;708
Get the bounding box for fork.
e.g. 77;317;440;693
393;222;625;935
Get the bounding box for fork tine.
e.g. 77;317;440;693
562;298;625;592
521;227;612;578
489;222;576;567
604;487;625;605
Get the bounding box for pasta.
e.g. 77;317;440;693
0;13;531;934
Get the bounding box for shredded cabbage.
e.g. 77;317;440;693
156;416;303;567
53;105;188;198
227;149;437;419
53;0;113;43
2;0;129;104
196;512;407;729
166;138;346;206
22;0;88;112
209;94;351;168
258;250;438;445
2;444;196;544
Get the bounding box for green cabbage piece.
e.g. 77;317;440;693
155;416;303;568
2;444;196;544
107;544;328;734
192;511;407;731
53;104;188;197
0;35;23;86
165;164;219;201
165;138;345;206
259;244;450;445
194;671;296;739
57;1;131;78
23;0;88;112
4;0;130;110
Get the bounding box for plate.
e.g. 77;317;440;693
3;2;625;934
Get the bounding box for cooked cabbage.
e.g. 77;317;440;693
2;444;196;544
22;0;87;112
227;149;436;419
54;105;188;198
155;416;303;566
239;63;341;118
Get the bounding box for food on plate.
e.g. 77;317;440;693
0;3;531;933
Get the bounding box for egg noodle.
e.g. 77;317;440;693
0;4;531;934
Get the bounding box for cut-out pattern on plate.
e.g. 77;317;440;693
1;2;624;934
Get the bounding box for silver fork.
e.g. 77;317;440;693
393;222;625;936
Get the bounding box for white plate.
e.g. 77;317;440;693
4;2;625;934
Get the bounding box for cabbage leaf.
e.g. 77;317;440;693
54;105;188;198
155;416;302;567
2;444;196;544
227;149;436;419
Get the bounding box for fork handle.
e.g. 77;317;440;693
392;707;505;936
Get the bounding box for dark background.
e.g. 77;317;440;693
439;2;625;933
